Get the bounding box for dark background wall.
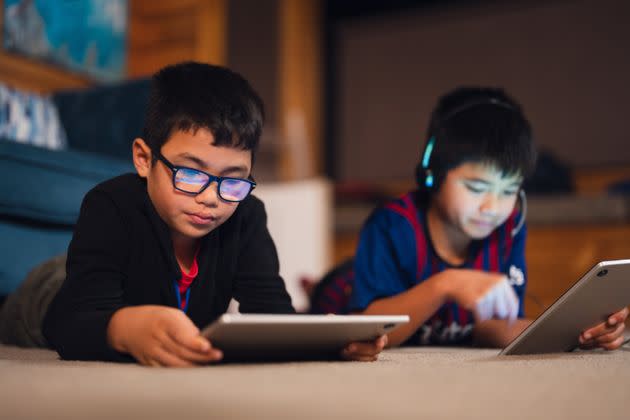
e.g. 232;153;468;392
227;0;280;181
331;0;630;182
228;0;279;129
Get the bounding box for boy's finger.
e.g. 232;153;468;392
581;321;615;342
379;334;389;348
341;348;379;362
495;281;517;321
493;287;508;319
593;322;626;345
151;346;195;368
503;281;519;322
608;307;629;325
168;329;213;353
474;294;493;322
580;322;622;346
145;359;162;367
162;333;223;363
341;341;381;359
599;336;625;351
350;341;383;355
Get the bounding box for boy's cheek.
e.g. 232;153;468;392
214;203;240;225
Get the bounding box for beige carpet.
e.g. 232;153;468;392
1;344;629;420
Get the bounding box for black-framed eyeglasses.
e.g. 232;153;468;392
157;152;256;202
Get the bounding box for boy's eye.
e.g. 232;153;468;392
502;189;519;196
464;183;487;193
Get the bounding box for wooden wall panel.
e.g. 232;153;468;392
127;0;227;78
0;52;91;93
278;0;323;180
573;166;630;195
525;224;630;318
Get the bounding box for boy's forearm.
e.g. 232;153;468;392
472;319;532;348
360;273;451;347
107;307;132;354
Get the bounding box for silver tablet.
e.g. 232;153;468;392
501;259;630;355
201;314;409;361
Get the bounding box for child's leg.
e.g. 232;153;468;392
0;255;66;348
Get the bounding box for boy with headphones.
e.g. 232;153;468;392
312;86;628;349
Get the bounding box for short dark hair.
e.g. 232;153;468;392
416;86;536;190
142;61;265;163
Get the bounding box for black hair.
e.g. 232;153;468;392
142;61;265;163
416;86;536;191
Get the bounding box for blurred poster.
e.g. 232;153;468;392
3;0;127;81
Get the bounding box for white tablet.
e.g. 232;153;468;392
501;259;630;355
201;314;409;361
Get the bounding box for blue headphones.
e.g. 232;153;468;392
421;136;437;188
419;97;526;237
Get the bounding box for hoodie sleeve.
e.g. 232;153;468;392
43;188;133;362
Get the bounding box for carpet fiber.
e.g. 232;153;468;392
1;344;629;419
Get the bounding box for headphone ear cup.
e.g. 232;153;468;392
419;136;437;190
415;162;425;189
415;165;433;189
425;169;434;188
414;166;434;189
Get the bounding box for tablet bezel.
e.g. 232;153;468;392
201;314;409;361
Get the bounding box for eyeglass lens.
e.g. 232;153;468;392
174;168;252;201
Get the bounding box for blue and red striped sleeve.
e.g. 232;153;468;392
349;206;419;312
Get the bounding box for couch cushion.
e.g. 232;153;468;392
0;141;133;225
0;84;68;150
53;78;151;160
0;221;71;296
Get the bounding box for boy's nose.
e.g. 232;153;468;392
194;181;220;207
479;193;499;214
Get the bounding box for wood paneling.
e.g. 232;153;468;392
573;166;630;195
0;52;91;93
127;0;227;78
278;0;323;180
525;224;630;318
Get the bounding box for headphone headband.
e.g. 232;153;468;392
440;97;515;123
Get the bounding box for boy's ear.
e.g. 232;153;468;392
132;138;153;178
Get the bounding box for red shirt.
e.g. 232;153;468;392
176;253;199;311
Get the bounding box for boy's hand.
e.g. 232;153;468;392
578;307;629;351
107;305;223;367
473;279;519;322
340;335;388;362
443;269;518;322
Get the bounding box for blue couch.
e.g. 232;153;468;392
0;79;151;295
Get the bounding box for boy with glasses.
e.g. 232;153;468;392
24;62;385;365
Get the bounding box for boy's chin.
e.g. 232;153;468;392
177;223;218;239
464;225;496;240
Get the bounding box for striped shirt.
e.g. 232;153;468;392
313;190;527;346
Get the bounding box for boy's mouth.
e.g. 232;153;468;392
187;212;217;225
469;219;495;230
